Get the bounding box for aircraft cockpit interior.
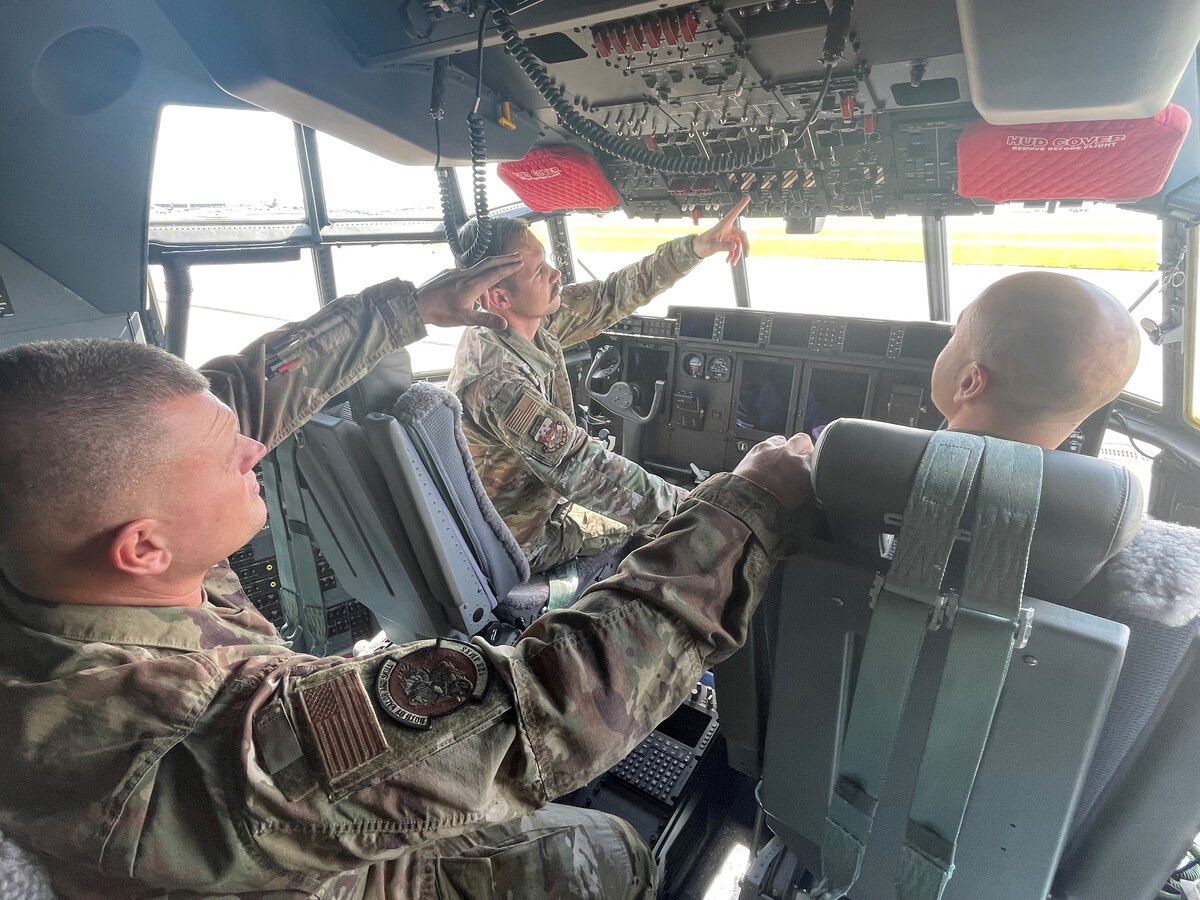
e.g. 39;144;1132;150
588;306;1114;491
4;1;1200;898
595;309;949;474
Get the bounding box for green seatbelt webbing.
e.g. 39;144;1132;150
815;431;987;900
896;438;1042;900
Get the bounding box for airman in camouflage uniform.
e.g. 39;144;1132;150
0;259;813;898
448;201;752;573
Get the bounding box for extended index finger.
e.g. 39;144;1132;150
719;195;752;224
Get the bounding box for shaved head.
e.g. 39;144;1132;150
931;272;1141;448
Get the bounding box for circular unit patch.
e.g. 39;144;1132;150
375;640;489;730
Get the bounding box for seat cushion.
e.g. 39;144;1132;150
0;831;55;900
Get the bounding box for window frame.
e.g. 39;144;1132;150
148;104;1185;412
147;110;543;368
1185;225;1199;430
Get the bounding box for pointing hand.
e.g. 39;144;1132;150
693;195;751;266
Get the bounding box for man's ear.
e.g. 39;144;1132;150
955;362;989;403
481;285;512;312
109;519;172;577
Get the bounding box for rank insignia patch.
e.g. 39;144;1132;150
375;640;489;730
531;415;569;452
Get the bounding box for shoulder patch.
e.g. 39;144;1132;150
375;639;490;730
531;416;570;452
297;670;388;779
504;390;542;435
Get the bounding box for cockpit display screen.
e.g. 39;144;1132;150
768;316;811;349
657;701;711;747
722;312;763;345
679;311;718;340
843;321;891;357
626;346;671;383
736;359;794;435
802;368;871;440
625;346;672;417
900;325;950;361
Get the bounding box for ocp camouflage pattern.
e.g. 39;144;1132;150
0;273;806;898
448;236;702;573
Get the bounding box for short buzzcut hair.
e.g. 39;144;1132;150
454;217;531;268
0;339;209;552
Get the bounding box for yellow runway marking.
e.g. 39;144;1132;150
567;220;1158;271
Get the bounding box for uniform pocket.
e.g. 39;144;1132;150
435;826;581;899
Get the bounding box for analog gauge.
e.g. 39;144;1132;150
706;354;731;381
684;353;705;377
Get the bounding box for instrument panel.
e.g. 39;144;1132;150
682;351;733;382
593;307;951;478
672;307;950;362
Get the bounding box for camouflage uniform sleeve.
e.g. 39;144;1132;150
549;236;701;347
200;279;427;450
232;473;807;874
472;375;680;528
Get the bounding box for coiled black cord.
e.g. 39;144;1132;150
487;2;789;175
434;12;495;266
443;112;493;265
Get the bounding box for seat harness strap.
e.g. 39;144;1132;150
815;430;986;900
896;438;1042;900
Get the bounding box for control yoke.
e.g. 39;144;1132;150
585;346;666;426
585;346;665;462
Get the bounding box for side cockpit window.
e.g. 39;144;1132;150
148;104;469;373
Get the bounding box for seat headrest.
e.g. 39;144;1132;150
347;348;413;423
810;419;1144;600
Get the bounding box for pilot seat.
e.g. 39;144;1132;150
271;348;620;649
735;418;1200;900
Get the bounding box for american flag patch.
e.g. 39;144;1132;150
504;390;542;435
298;671;388;779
